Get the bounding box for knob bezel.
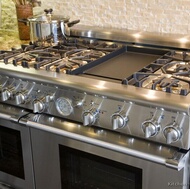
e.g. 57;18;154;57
82;108;99;126
163;125;182;144
33;99;45;113
15;91;27;104
1;87;15;101
141;120;161;138
111;112;128;130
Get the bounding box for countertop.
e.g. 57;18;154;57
0;30;29;50
1;25;190;51
71;25;190;50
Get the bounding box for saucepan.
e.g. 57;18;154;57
19;9;80;46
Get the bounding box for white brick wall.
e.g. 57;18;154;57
40;0;190;34
2;0;190;35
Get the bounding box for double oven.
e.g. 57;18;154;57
0;103;189;189
0;26;190;189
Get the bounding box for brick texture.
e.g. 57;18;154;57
1;0;190;34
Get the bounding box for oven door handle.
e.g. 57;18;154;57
26;120;189;171
0;110;30;122
0;104;30;122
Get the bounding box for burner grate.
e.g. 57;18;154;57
121;50;190;96
0;38;122;74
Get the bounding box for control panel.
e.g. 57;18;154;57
0;75;189;149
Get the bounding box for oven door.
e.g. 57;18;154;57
0;104;35;189
23;114;190;189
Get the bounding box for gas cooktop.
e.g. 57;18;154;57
1;38;190;96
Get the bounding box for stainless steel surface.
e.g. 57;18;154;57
22;113;188;170
0;64;189;112
0;182;14;189
0;104;35;189
0;64;190;149
22;113;190;189
71;25;190;49
0;103;29;121
163;125;183;144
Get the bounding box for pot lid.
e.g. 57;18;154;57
28;8;70;23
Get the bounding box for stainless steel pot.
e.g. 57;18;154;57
20;9;80;46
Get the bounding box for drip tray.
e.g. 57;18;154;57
82;46;169;81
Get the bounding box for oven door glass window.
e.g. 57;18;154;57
0;126;24;179
59;145;142;189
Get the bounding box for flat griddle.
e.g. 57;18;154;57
69;45;170;82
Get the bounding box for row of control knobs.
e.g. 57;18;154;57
1;85;54;113
2;88;28;105
142;120;182;144
0;86;183;144
83;108;182;144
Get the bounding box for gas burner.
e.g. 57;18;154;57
66;49;106;60
162;61;190;76
32;49;107;72
175;63;190;73
152;75;182;93
78;39;120;52
125;68;190;95
137;73;190;95
164;50;190;62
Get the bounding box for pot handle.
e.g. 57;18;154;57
61;19;80;38
67;19;80;27
60;21;68;38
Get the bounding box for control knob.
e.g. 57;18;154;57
163;125;182;144
141;120;161;138
112;111;128;130
15;91;27;104
33;98;45;113
1;87;15;101
82;108;99;126
33;94;54;113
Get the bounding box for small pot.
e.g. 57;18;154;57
19;9;80;46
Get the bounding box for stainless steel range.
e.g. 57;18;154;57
0;25;190;189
